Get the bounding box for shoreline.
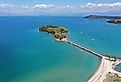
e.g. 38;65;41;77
57;38;121;82
40;24;121;82
87;57;121;82
87;57;103;81
55;38;68;42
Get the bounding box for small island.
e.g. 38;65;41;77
107;19;121;24
84;15;121;19
84;15;121;24
39;25;68;42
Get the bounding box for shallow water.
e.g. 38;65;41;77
0;16;120;82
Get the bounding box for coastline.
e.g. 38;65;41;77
87;57;121;82
55;38;68;42
1;16;121;82
87;57;103;82
40;24;121;82
59;38;121;82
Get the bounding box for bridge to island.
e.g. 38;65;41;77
68;41;103;58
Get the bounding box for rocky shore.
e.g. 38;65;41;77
107;19;121;24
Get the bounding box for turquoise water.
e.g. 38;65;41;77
0;16;121;82
115;64;121;72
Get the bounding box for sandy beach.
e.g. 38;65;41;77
87;56;121;82
66;40;121;82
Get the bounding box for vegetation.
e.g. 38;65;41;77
39;25;68;40
84;15;121;19
107;19;121;24
104;73;121;82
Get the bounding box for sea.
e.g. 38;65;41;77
0;16;121;82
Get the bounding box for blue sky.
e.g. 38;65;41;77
0;0;121;16
1;0;121;5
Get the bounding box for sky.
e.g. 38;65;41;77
0;0;121;16
1;0;121;5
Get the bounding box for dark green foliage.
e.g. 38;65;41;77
39;25;68;40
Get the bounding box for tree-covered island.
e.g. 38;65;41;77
39;25;68;42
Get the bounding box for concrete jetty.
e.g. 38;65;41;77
68;41;103;58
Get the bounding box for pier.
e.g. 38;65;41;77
68;41;103;58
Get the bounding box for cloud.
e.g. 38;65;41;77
20;6;30;9
79;2;121;13
32;4;56;9
62;5;73;9
0;3;15;8
0;2;121;16
81;2;121;9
